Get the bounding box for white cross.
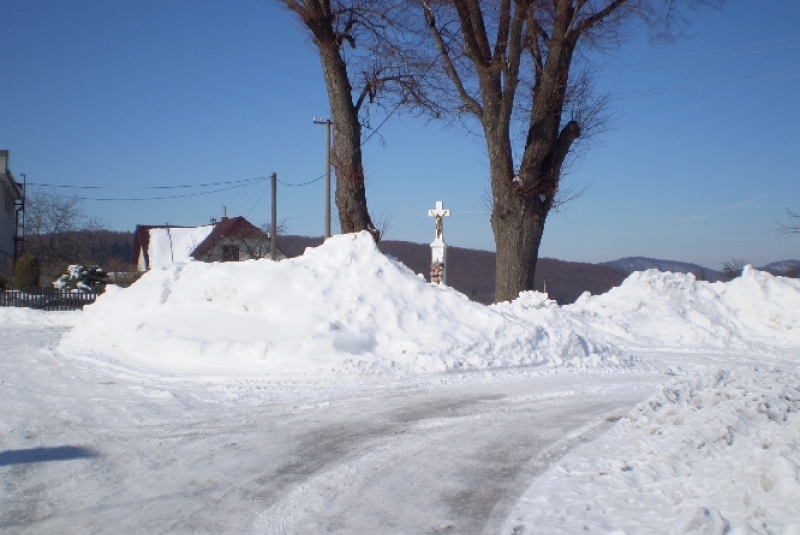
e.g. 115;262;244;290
428;201;450;241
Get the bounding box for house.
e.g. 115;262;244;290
132;215;285;271
0;150;24;276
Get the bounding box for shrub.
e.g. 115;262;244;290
14;253;41;289
53;264;107;293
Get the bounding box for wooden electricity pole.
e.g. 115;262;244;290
271;173;277;261
313;118;332;239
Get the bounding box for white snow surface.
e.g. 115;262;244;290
502;365;800;534
0;307;80;327
147;224;214;269
4;231;800;533
60;232;628;379
497;265;800;353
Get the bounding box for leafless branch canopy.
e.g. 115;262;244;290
283;0;437;124
23;190;103;282
779;210;800;235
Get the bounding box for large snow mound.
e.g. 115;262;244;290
498;266;800;352
503;365;800;533
59;232;626;380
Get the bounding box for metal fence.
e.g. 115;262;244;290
0;288;99;311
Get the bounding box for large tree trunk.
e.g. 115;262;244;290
490;30;579;302
491;196;546;303
488;132;548;303
490;117;579;302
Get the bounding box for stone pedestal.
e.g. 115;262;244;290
430;239;446;285
428;201;450;285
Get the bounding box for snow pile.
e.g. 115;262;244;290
59;232;625;379
500;267;800;352
503;365;800;534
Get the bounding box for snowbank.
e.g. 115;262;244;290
502;365;800;534
59;232;625;379
498;266;800;353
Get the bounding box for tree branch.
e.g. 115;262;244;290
573;0;630;35
422;1;483;117
552;119;581;174
454;0;492;68
492;0;511;66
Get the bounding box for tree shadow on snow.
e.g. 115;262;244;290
0;446;98;467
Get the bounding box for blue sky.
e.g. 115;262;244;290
2;0;799;269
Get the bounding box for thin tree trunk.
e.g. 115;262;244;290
317;43;376;236
282;0;377;239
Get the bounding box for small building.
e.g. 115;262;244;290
133;215;285;271
0;151;24;277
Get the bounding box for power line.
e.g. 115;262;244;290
277;174;325;187
27;176;269;190
613;66;800;100
244;182;270;219
48;181;264;202
600;35;800;78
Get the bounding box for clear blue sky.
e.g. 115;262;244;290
2;0;799;269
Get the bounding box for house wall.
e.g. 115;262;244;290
137;246;147;272
0;152;21;275
198;236;282;263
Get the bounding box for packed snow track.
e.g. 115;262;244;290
0;325;656;534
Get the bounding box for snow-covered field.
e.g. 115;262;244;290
2;232;799;534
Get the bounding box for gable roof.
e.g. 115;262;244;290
191;216;270;259
132;224;214;270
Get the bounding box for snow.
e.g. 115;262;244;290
497;266;800;353
0;307;80;327
147;224;214;269
502;365;800;534
59;232;630;380
3;231;800;533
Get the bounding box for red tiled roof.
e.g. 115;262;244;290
190;217;269;259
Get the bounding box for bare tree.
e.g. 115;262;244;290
280;0;430;240
779;210;800;235
23;190;102;284
415;0;721;302
721;258;746;281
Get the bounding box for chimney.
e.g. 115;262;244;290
0;150;8;174
221;205;228;221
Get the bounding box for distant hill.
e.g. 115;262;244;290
63;231;800;303
278;235;629;304
760;260;800;277
604;256;800;281
602;257;723;282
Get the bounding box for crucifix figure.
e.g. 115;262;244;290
428;201;450;285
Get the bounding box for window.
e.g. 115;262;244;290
222;245;240;262
3;190;11;213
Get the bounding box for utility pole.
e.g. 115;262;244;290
271;173;277;261
313;118;332;239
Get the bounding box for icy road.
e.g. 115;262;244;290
1;324;658;534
